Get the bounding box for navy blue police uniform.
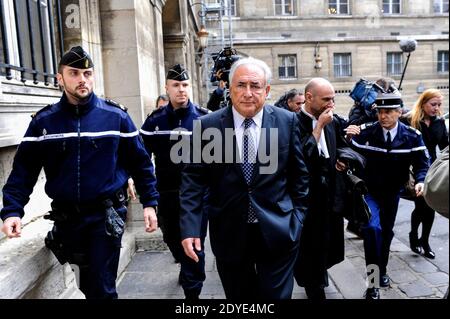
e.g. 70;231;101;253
0;47;158;299
350;93;429;299
140;64;209;299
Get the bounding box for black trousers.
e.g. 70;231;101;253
411;196;435;244
158;191;207;297
56;206;125;299
215;223;298;299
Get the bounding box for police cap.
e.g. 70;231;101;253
59;46;94;69
374;92;403;109
166;64;189;81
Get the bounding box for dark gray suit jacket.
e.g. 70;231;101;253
180;104;309;262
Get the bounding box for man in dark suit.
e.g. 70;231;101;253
294;78;347;299
180;57;309;299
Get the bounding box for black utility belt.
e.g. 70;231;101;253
47;188;127;220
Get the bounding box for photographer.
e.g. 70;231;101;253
348;77;400;125
206;47;239;111
207;71;227;112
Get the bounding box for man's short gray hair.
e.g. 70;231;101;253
229;57;272;86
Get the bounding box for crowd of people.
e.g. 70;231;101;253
1;46;448;300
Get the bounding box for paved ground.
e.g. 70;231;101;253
117;199;449;299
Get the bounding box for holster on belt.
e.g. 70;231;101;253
104;198;125;238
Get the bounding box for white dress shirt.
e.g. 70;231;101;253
300;106;330;158
232;107;263;160
382;122;399;142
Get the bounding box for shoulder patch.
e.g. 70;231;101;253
31;104;53;118
196;105;211;114
406;125;422;135
105;99;128;112
147;106;165;118
360;121;376;131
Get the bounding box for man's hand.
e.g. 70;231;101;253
415;182;425;197
127;178;137;200
313;108;334;142
335;159;347;172
1;217;22;238
344;125;361;139
181;237;202;262
143;207;158;233
317;108;334;128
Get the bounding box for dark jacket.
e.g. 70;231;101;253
140;100;209;193
294;112;347;287
348;103;378;125
351;121;430;195
179;105;309;262
1;93;159;220
401;114;448;163
206;88;226;112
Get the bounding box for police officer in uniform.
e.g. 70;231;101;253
0;47;159;299
347;92;429;299
140;64;209;299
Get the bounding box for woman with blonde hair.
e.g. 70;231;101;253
404;89;448;259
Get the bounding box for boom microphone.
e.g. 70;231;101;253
399;39;417;53
397;39;417;90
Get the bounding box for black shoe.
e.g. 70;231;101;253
364;288;380;299
420;240;436;259
380;274;390;288
185;293;200;300
409;232;423;255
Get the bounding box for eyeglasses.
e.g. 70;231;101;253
234;82;266;94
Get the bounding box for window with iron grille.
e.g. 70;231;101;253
274;0;294;16
382;0;401;14
278;54;297;79
228;0;236;16
0;0;63;85
433;0;449;13
333;53;352;77
437;50;449;73
212;0;236;16
328;0;349;14
387;52;403;75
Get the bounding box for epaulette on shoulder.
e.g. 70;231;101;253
147;106;165;118
360;121;376;131
31;104;53;118
105;99;128;112
196;105;211;114
406;125;422;135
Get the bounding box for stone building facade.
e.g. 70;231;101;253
0;0;206;223
203;0;449;114
0;0;448;298
0;0;206;298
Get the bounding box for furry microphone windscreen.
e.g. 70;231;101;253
399;39;418;53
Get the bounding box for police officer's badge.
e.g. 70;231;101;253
85;59;89;68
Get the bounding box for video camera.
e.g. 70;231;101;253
210;47;240;84
349;78;399;111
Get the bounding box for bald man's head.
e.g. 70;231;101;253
304;77;335;118
304;77;333;95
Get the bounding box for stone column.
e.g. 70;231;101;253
100;0;165;125
60;0;104;96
